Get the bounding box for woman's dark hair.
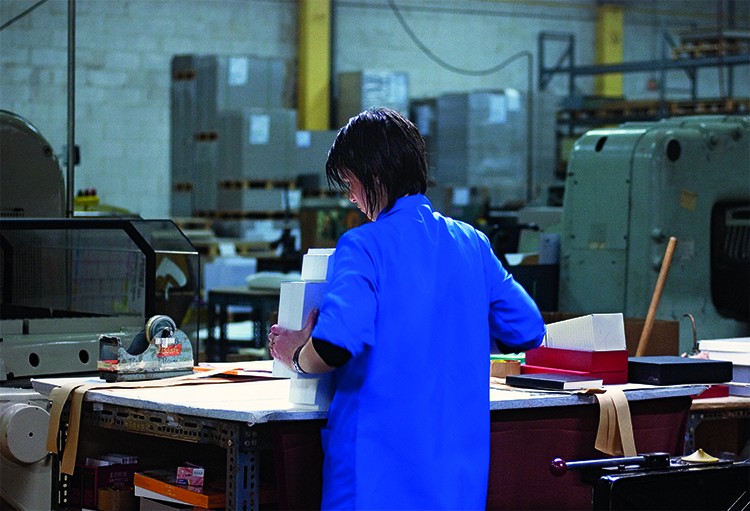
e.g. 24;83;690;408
325;107;428;218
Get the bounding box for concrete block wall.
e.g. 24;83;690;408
0;0;296;219
1;0;745;219
334;1;594;99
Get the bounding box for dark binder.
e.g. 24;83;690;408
627;356;733;385
505;372;604;390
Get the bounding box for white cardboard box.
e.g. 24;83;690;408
272;361;334;409
698;337;750;353
543;313;626;351
699;338;750;366
277;281;327;330
272;262;335;409
300;248;336;281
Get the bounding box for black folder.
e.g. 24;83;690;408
628;356;733;385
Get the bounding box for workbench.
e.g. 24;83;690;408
33;366;705;510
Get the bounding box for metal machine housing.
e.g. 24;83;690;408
0;218;200;385
560;115;750;353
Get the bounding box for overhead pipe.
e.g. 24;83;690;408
66;0;75;218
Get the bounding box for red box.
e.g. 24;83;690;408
525;346;628;372
692;384;730;399
69;462;138;509
520;363;628;385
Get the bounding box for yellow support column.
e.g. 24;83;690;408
298;0;331;130
594;4;623;97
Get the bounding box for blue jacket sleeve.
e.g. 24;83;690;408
480;232;546;353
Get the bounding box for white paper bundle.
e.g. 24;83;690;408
543;313;626;351
271;249;336;409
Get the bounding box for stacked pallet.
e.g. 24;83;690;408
557;97;749;124
672;29;750;59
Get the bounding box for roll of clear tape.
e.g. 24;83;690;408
0;403;51;464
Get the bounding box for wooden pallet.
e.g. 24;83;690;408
672;39;749;59
301;189;347;199
172;69;196;81
558;97;749;123
234;242;276;257
172;182;194;192
669;98;750;115
218;179;297;190
195;210;298;220
558;100;662;121
191;240;276;263
194;132;219;142
172;217;213;231
597;100;663;118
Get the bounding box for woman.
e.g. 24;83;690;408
268;107;545;509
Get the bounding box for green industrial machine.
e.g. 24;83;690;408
560;115;750;354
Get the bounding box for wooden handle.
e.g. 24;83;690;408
636;236;677;357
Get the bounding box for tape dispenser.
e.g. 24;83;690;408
98;315;194;382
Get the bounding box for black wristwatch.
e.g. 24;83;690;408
292;343;308;374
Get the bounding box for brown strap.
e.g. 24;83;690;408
60;386;88;474
612;389;636;456
594;389;636;457
594;392;616;454
46;381;92;454
47;367;243;475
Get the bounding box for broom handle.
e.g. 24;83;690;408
636;236;677;357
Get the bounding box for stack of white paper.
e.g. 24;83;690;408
698;337;750;397
698;337;750;365
272;248;336;409
543;313;627;351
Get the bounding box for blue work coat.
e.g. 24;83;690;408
313;194;545;510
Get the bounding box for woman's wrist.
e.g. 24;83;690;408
292;343;308;374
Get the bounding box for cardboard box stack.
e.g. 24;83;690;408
698;337;750;397
70;453;139;509
272;248;336;409
522;313;629;384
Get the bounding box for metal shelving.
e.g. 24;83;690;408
537;31;750;178
539;31;750;102
539;30;750;132
53;402;262;510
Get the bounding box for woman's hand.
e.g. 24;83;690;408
267;308;319;369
